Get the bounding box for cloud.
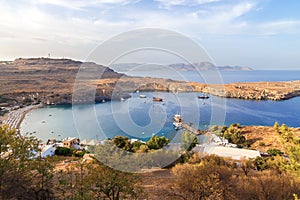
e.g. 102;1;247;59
36;0;140;10
196;0;220;4
0;0;300;66
155;0;221;8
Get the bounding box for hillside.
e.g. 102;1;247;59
110;62;253;72
0;58;299;106
241;126;300;152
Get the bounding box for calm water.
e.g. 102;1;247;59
20;70;300;142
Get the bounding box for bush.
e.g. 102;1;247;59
55;147;72;156
259;142;266;146
267;148;283;156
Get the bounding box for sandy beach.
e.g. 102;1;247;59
0;103;43;130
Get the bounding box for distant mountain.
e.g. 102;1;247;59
110;62;253;72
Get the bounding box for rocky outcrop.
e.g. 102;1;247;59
189;81;300;101
0;58;299;105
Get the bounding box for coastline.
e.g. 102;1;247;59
0;103;44;132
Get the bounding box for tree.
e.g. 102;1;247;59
168;155;300;200
254;157;268;171
170;156;236;200
0;125;40;199
236;170;300;200
55;146;72;156
267;148;283;156
147;136;170;150
181;131;198;151
54;160;92;199
112;136;133;152
274;121;280;133
210;125;227;137
85;161;145;200
223;124;246;146
31;157;55;199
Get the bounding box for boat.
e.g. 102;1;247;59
152;97;163;102
139;94;147;98
173;114;183;130
198;95;209;99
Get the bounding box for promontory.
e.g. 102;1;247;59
0;58;299;106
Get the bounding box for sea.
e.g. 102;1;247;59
20;70;300;142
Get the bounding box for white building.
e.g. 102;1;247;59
201;145;261;160
40;144;56;158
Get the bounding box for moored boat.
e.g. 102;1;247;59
139;94;147;98
152;97;163;102
198;95;209;99
173;114;183;130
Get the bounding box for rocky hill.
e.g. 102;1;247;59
0;58;299;106
110;62;253;72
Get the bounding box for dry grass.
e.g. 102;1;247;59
241;126;300;152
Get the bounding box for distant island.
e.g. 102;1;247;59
0;58;299;107
109;62;253;72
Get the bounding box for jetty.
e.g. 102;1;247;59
172;114;207;136
182;123;207;136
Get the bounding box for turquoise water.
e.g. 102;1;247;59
20;70;300;142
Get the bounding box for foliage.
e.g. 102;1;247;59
170;155;236;200
85;161;145;200
0;124;52;199
267;148;284;156
112;136;133;151
92;140;181;172
181;131;198;151
147;135;170;150
169;155;300;200
276;123;300;177
209;125;227;137
254;157;269;171
55;146;72;156
274;121;280;132
110;135;170;153
223;124;246;146
259;141;265;146
31;157;55;198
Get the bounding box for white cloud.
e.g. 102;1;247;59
0;0;300;65
195;0;220;4
36;0;140;10
155;0;221;8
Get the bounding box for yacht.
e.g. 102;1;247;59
173;114;183;130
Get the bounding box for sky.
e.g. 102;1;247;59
0;0;300;69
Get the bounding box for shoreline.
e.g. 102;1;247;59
0;103;44;132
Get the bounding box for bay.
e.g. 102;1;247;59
20;70;300;142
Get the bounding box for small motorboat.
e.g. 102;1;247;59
152;97;163;102
139;94;147;98
198;95;209;99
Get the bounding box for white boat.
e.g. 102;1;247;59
173;122;182;130
139;94;147;98
173;114;183;130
